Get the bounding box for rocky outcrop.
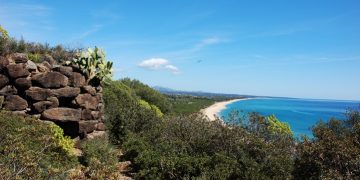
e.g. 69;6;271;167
0;53;105;139
52;87;80;98
0;74;9;88
42;108;81;121
75;94;98;110
26;87;52;101
32;72;68;88
4;95;28;111
7;64;30;78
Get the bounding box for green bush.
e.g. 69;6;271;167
121;78;172;114
80;136;122;179
104;80;161;145
0;112;77;179
28;53;42;63
294;109;360;179
122;113;294;179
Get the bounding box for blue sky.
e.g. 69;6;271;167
1;0;360;100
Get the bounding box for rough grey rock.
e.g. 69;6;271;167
25;87;52;101
82;85;96;95
0;85;18;96
11;53;28;63
43;54;56;66
69;72;85;87
37;62;51;72
75;94;98;110
79;120;98;134
33;99;58;113
0;74;9;89
81;109;101;120
15;78;32;90
53;66;73;77
47;97;59;107
7;64;30;78
41;107;81;121
51;87;80;98
4;95;28;111
25;60;37;71
32;72;68;88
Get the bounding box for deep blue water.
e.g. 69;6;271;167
220;98;360;137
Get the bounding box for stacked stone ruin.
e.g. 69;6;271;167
0;53;105;139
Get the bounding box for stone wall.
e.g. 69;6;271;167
0;53;105;138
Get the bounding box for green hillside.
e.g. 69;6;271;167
1;27;360;179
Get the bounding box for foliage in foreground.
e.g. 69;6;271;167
122;113;294;179
69;136;123;179
0;112;77;179
103;80;162;145
294;110;360;179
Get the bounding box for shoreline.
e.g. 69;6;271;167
201;98;250;121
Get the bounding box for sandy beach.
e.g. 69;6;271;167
202;98;247;121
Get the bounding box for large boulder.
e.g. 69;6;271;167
10;53;28;63
75;94;98;110
37;62;51;72
41;107;81;121
81;109;101;120
82;85;96;95
7;64;30;78
0;85;17;96
15;78;32;90
53;66;73;77
4;95;28;111
47;97;59;107
25;87;52;101
79;120;98;134
25;60;37;71
43;54;56;66
69;72;85;87
0;74;9;89
51;87;80;98
33;99;59;113
32;72;68;88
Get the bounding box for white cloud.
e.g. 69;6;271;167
193;37;226;51
164;65;179;74
138;58;180;74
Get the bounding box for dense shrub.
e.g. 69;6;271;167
122;113;294;179
103;80;162;145
294;109;360;179
78;136;122;179
0;112;77;179
121;78;172;114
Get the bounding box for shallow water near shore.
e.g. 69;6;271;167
219;97;360;137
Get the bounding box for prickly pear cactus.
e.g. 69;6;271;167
67;47;113;83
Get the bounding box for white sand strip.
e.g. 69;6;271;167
202;98;249;121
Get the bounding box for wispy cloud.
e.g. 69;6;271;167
193;37;226;51
76;24;103;39
0;3;54;37
138;58;180;74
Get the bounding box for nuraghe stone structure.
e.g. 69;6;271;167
0;53;105;139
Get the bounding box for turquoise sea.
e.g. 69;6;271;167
219;98;360;137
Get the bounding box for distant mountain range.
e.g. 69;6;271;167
152;86;258;99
